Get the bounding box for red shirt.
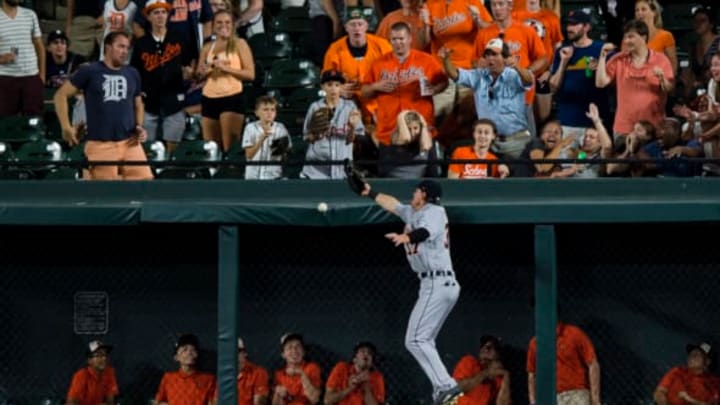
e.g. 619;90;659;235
452;356;504;405
273;362;322;405
155;370;216;405
67;366;119;405
526;323;597;393
214;361;269;405
364;49;447;145
325;362;385;405
658;367;720;405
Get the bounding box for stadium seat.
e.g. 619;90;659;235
13;139;66;179
283;134;307;178
248;32;293;66
0;168;34;180
157;140;220;179
0;116;44;146
663;3;695;33
284;86;323;113
215;141;246;179
275;110;306;138
0;141;13;162
182;114;202;141
265;59;320;89
270;7;311;34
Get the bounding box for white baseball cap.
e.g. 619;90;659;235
485;38;504;53
238;337;245;350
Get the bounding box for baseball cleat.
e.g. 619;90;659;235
433;386;463;405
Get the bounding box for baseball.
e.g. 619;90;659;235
317;202;328;213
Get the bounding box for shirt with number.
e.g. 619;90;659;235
394;202;452;274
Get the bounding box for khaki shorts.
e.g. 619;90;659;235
432;81;473;119
557;389;590;405
85;139;154;180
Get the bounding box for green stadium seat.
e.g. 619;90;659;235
284;86;323;113
284;134;307;178
248;32;293;65
270;7;311;34
0;141;13;162
13;140;66;179
156;140;220;179
0;116;44;146
663;3;695;33
215;141;246;179
275;110;306;138
265;59;320;89
182;114;202;141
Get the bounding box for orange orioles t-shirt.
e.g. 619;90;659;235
448;146;502;178
424;0;492;69
325;362;385;405
512;8;563;70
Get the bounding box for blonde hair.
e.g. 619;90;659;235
635;0;663;28
404;111;422;127
213;10;240;56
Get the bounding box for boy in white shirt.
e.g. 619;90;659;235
242;95;291;180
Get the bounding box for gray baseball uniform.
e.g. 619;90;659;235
395;202;460;398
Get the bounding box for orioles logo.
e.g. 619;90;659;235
140;43;182;72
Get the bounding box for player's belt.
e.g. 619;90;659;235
419;270;454;279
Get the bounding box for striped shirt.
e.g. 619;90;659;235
0;6;41;77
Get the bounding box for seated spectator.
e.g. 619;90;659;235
272;333;322;405
634;0;677;74
447;119;509;179
156;334;216;405
324;341;385;405
302;70;364;179
243;95;291;180
606;120;655;177
131;0;195;154
375;0;426;51
45;29;86;88
440;39;533;159
596;19;674;142
213;337;270;405
66;340;118;405
556;103;612;178
513;120;575;178
0;0;45;117
452;335;510;405
679;6;719;99
378;109;433;178
527;322;601;405
637;117;702;177
653;342;720;405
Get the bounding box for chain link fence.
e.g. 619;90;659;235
0;222;718;405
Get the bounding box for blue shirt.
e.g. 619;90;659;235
551;41;611;127
70;62;141;141
641;140;702;177
456;67;530;136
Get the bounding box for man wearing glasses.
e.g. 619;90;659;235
440;38;533;159
66;340;119;405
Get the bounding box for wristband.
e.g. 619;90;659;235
368;190;379;200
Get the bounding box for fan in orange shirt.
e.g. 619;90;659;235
654;342;720;405
325;342;386;405
420;0;491;118
66;341;119;405
448;119;509;179
272;333;322;405
512;0;563;122
213;338;269;405
634;0;677;74
452;335;510;405
155;334;216;405
323;7;393;122
362;21;448;146
376;0;427;51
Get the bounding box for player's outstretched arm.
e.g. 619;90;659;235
362;184;400;215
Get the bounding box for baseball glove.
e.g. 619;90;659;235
307;107;331;138
344;159;367;195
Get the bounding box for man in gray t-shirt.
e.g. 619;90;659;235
358;179;463;405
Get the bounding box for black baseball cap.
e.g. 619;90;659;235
321;69;346;84
280;332;304;348
47;29;69;45
86;340;113;357
565;10;591;25
480;335;501;349
175;333;199;354
353;341;377;357
686;342;712;356
417;180;442;204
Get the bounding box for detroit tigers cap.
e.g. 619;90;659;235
565;10;591;25
417;180;442;204
321;69;346;84
280;332;304;348
86;340;113;357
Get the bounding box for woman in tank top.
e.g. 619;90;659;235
196;10;255;152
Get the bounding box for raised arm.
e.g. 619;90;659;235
595;43;616;88
362;183;401;215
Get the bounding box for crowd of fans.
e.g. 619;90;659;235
67;330;720;405
0;0;718;179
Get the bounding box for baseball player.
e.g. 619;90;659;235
350;175;462;405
